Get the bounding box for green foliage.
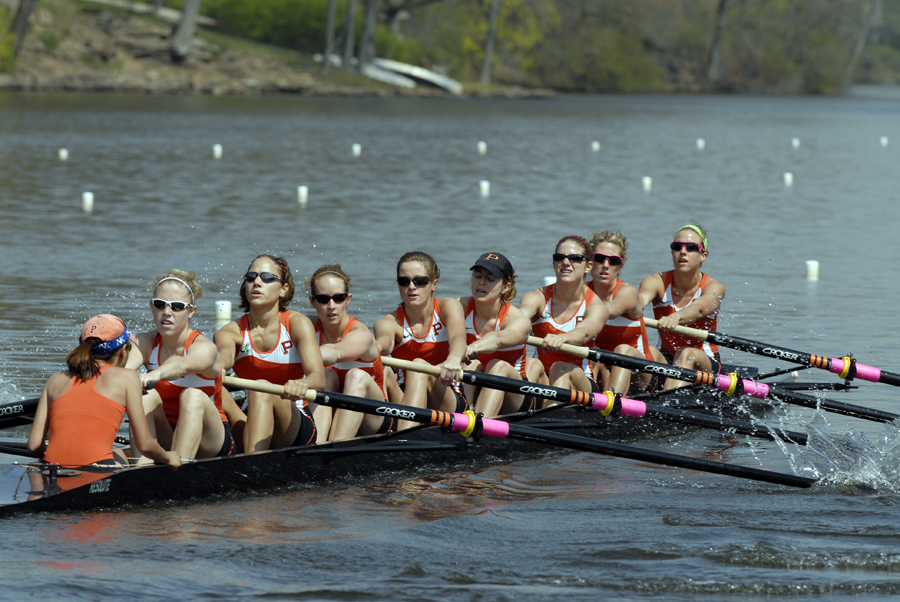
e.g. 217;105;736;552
202;0;333;53
0;6;14;72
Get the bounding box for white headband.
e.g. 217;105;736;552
155;277;195;303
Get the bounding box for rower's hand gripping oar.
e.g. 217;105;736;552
381;357;810;445
223;375;816;488
644;318;900;388
529;336;900;424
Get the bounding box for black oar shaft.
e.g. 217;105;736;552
0;397;39;429
588;348;900;423
643;405;809;445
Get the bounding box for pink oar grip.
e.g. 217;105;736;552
830;358;881;383
450;413;510;439
618;397;647;417
714;374;769;399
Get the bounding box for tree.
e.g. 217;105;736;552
480;0;500;83
9;0;38;58
706;0;727;84
358;0;379;66
843;0;882;88
341;0;358;69
171;0;202;63
323;0;338;72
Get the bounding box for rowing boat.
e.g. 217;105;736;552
0;365;800;517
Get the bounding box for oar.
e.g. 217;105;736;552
528;336;899;423
0;397;40;430
223;375;816;489
644;317;900;388
381;357;810;445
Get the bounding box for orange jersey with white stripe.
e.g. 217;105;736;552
653;271;720;358
233;312;305;386
530;284;595;376
391;299;450;386
464;298;526;378
149;331;227;426
44;366;126;466
316;316;385;398
592;281;654;360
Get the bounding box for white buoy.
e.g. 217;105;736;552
642;176;652;192
783;172;794;186
58;148;69;161
352;143;362;157
479;180;490;198
591;141;601;152
791;137;800;149
477;141;487;155
881;136;889;147
82;191;94;213
543;276;556;287
213;144;223;159
297;185;309;206
696;138;705;151
806;260;819;281
215;300;232;321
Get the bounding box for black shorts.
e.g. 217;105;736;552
292;407;318;447
397;383;469;413
661;351;723;374
217;422;235;457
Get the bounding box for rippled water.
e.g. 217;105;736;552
2;92;900;599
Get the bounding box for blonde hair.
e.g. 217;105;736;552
151;269;202;302
588;230;627;261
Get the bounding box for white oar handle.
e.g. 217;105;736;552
382;356;441;376
526;336;590;358
643;318;708;341
223;375;318;403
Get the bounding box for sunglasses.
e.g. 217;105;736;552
311;293;348;304
244;272;283;284
593;253;624;266
670;241;706;254
397;276;431;287
552;253;587;264
151;298;193;312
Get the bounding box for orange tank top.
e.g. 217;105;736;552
591;280;654;360
316;316;386;398
149;331;227;426
530;284;595;376
652;271;720;358
44;366;126;466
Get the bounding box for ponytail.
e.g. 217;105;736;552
66;338;116;382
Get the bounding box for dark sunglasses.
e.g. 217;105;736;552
311;293;348;304
552;253;587;264
593;253;624;266
670;241;705;254
244;271;283;284
397;276;431;287
151;298;192;312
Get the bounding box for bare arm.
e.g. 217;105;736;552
213;321;243;372
26;374;62;455
437;297;467;383
660;279;725;329
142;335;220;388
608;282;642;321
638;273;665;311
282;312;327;401
320;321;376;366
566;296;609;346
121;369;181;468
465;305;530;358
517;288;545;321
374;314;401;356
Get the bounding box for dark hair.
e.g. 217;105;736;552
305;264;351;296
239;254;295;312
66;339;119;382
555;235;592;258
397;251;440;281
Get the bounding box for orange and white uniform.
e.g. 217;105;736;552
148;331;228;426
233;312;305;386
44;366;125;466
391;299;450;386
316;316;386;398
464;298;526;378
531;284;595;377
592;281;654;360
653;271;720;358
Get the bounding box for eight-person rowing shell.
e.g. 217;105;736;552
638;223;725;390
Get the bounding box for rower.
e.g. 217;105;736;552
458;252;532;417
213;255;323;451
305;264;393;441
638;223;726;389
519;235;608;403
587;230;667;396
28;314;181;469
375;251;468;430
127;270;235;462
